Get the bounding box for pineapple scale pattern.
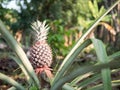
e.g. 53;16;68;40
30;41;52;68
30;20;52;70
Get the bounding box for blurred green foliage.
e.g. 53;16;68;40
0;0;120;57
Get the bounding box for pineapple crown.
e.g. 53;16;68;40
31;20;50;42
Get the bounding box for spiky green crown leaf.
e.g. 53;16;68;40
31;20;50;42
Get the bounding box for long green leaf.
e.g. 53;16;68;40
71;72;93;85
87;79;120;90
0;20;40;88
108;51;120;61
91;38;112;90
51;59;120;90
52;39;92;86
77;66;120;89
91;39;108;63
71;51;120;89
101;69;112;90
8;87;16;90
0;52;32;84
0;73;25;90
52;0;120;87
9;55;32;84
62;83;75;90
77;74;101;89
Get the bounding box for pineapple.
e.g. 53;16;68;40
30;20;53;78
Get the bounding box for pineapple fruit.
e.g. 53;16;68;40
30;20;53;78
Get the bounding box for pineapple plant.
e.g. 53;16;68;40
30;20;53;78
